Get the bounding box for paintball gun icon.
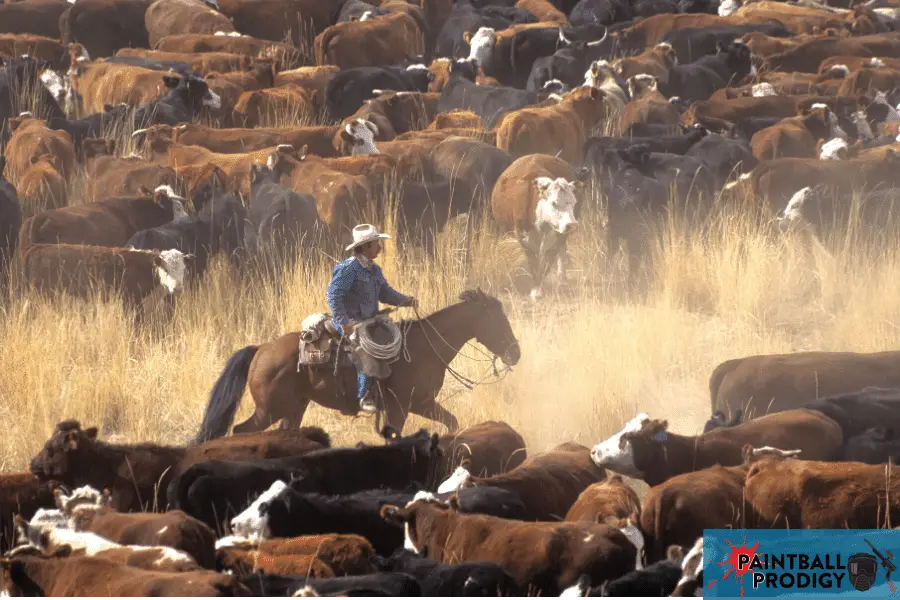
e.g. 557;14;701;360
865;537;898;594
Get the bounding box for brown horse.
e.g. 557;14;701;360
195;289;521;441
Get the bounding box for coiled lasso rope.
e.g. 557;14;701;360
355;315;406;361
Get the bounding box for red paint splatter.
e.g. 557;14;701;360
717;538;760;597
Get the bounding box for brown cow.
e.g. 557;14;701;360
490;154;580;297
144;0;235;47
154;33;302;71
4;114;75;182
314;12;423;70
496;86;608;163
618;13;780;48
216;546;335;578
684;94;857;129
114;48;251;76
749;104;842;160
734;1;852;35
0;550;246;596
203;59;276;122
18;187;187;249
336;118;444;180
14;516;201;572
68;61;177;115
216;534;375;576
29;420;330;513
590;409;843;486
0;34;67;70
335;91;441;148
16;154;67;216
0;1;70;39
21;244;193;309
820;55;900;75
619;75;681;135
762;32;900;73
57;489;216;570
437;421;527;479
267;146;390;240
426;109;484;131
516;0;568;24
449;442;605;521
711;349;900;417
565;475;641;525
153;122;340;157
0;473;58;554
81;138;178;202
381;494;635;595
744;445;900;528
613;43;679;85
837;66;900;98
231;84;318;128
274;65;340;95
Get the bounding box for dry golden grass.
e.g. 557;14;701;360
4;192;900;475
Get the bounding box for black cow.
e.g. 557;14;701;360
0;57;65;144
0;157;21;287
577;546;683;600
731;116;784;140
373;550;522;596
395;179;464;253
438;59;537;128
660;24;791;64
167;429;442;530
569;0;633;27
246;163;321;266
131;74;221;128
526;31;619;91
324;65;433;121
126;184;245;278
582;127;707;160
336;0;388;22
659;42;754;104
256;485;527;555
240;573;421;597
47;105;132;155
685;132;757;188
494;27;564;89
434;2;537;60
839;427;900;465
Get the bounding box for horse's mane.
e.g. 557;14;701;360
396;288;500;327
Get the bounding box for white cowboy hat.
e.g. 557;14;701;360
345;223;391;252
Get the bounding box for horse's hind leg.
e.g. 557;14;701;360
233;409;276;435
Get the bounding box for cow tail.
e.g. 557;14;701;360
17;213;46;257
194;345;259;443
510;33;521;80
708;358;741;415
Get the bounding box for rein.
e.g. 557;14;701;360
410;306;512;391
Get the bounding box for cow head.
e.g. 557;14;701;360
162;74;221;112
81;138;116;161
671;538;705;597
266;145;302;178
583;60;615;89
31;154;61;172
340;119;379;155
230;479;288;540
466;27;496;69
153;249;193;295
54;485;108;515
715;41;753;81
249;163;280;190
380;493;456;555
626;74;658;100
534;177;579;236
29;420;99;483
589;413;651;478
132;124;176;159
448;59;478;82
189;166;228;213
804;103;847;140
152;186;188;222
818;137;850;160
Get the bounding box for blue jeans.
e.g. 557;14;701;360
337;324;371;401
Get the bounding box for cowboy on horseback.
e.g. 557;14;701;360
327;224;418;415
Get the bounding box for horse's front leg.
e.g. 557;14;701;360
410;399;459;433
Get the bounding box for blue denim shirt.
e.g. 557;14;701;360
326;256;411;329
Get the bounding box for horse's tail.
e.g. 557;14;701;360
195;345;259;443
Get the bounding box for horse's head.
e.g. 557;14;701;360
459;289;520;367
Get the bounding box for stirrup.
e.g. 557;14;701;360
359;396;377;415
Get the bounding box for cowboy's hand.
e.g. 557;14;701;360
342;322;356;336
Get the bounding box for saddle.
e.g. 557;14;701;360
296;312;403;379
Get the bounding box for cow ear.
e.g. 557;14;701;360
447;494;461;510
183;253;196;262
84;427;98;439
298;144;308;160
463;31;473;44
365;120;379;136
742;443;754;464
339;128;354;143
380;505;407;525
162;75;180;88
